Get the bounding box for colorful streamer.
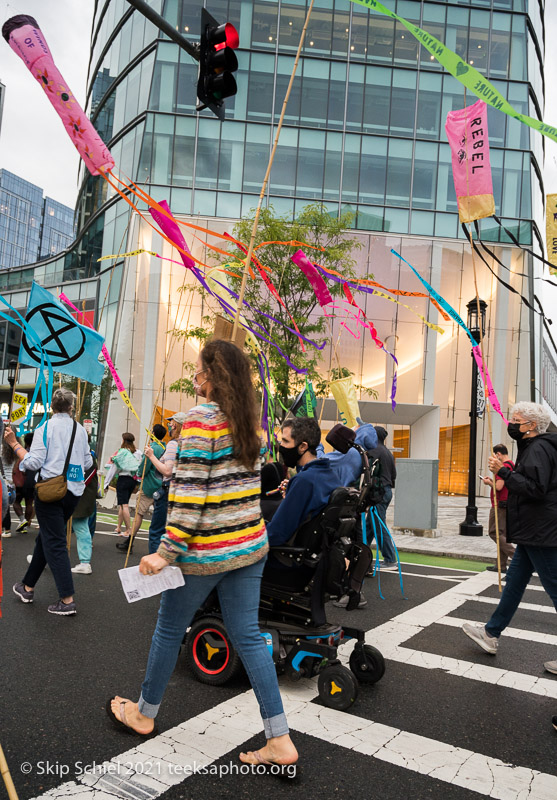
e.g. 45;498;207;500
392;250;508;423
445;100;495;223
392;249;477;345
349;0;557;145
343;283;398;410
98;249;157;261
291;249;333;307
472;346;507;425
58;293;161;442
312;262;445;334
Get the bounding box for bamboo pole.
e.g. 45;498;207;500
0;743;19;800
462;90;502;593
231;0;315;338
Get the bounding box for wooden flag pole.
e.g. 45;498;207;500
0;743;20;800
231;0;315;339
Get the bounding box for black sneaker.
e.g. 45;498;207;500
116;537;133;553
486;565;507;573
47;598;77;615
332;592;368;609
13;582;34;603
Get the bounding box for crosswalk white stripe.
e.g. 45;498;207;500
437;616;557;647
31;675;557;800
464;595;555;614
30;570;557;800
393;570;465;583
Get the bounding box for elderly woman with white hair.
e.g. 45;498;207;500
462;402;557;672
4;388;92;616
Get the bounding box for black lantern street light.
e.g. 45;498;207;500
459;298;487;537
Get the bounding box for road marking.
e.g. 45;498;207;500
31;675;557;799
438;616;557;647
396;561;479;574
394;570;466;583
364;571;557;698
29;570;557;799
464;595;555;614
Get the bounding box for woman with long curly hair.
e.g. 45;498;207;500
108;340;298;769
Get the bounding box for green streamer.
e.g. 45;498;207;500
349;0;557;144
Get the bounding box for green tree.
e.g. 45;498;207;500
169;203;377;417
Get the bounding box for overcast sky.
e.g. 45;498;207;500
0;0;95;207
0;0;556;320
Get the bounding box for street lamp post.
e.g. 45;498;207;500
459;298;487;537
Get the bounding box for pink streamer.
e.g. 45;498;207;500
59;293;125;392
472;345;508;425
149;200;196;270
291;250;333;307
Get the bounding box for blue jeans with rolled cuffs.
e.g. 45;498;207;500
139;556;289;739
485;544;557;638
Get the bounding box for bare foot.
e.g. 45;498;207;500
110;696;155;735
240;733;298;765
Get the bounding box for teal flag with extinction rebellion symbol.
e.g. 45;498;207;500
349;0;557;145
19;281;105;385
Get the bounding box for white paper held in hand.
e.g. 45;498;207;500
118;565;185;603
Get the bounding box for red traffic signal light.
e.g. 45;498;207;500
197;9;239;120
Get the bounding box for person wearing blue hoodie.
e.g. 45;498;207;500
266;417;340;548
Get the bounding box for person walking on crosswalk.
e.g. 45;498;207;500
461;403;557;694
107;340;298;769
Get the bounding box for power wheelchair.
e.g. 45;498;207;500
183;424;386;711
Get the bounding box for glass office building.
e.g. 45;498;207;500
0;170;75;269
76;0;544;249
0;0;554;489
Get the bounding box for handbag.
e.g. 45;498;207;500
35;420;78;503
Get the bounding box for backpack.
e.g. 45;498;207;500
113;448;140;475
361;454;385;509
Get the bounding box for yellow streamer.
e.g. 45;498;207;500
371;290;445;334
97;249;157;262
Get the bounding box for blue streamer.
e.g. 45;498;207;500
369;509;384;600
391;249;478;347
0;294;54;432
371;507;405;598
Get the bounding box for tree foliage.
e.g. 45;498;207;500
169;204;378;414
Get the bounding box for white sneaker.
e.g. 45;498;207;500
462;622;498;654
71;563;92;574
544;660;557;675
26;554;33;564
2;531;12;537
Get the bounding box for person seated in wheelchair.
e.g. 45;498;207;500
266;417;340;552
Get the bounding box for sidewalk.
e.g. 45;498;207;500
387;495;497;563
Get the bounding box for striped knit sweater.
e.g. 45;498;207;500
157;402;268;575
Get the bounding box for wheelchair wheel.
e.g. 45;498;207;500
317;665;359;711
349;644;385;684
185;617;242;685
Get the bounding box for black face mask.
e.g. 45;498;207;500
279;444;300;468
507;422;525;441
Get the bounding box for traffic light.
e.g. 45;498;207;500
197;8;239;120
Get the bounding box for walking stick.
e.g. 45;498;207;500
0;743;20;800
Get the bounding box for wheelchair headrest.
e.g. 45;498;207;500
326;424;355;454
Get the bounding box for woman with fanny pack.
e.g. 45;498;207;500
4;388;92;616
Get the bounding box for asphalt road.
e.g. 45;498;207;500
1;517;556;800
